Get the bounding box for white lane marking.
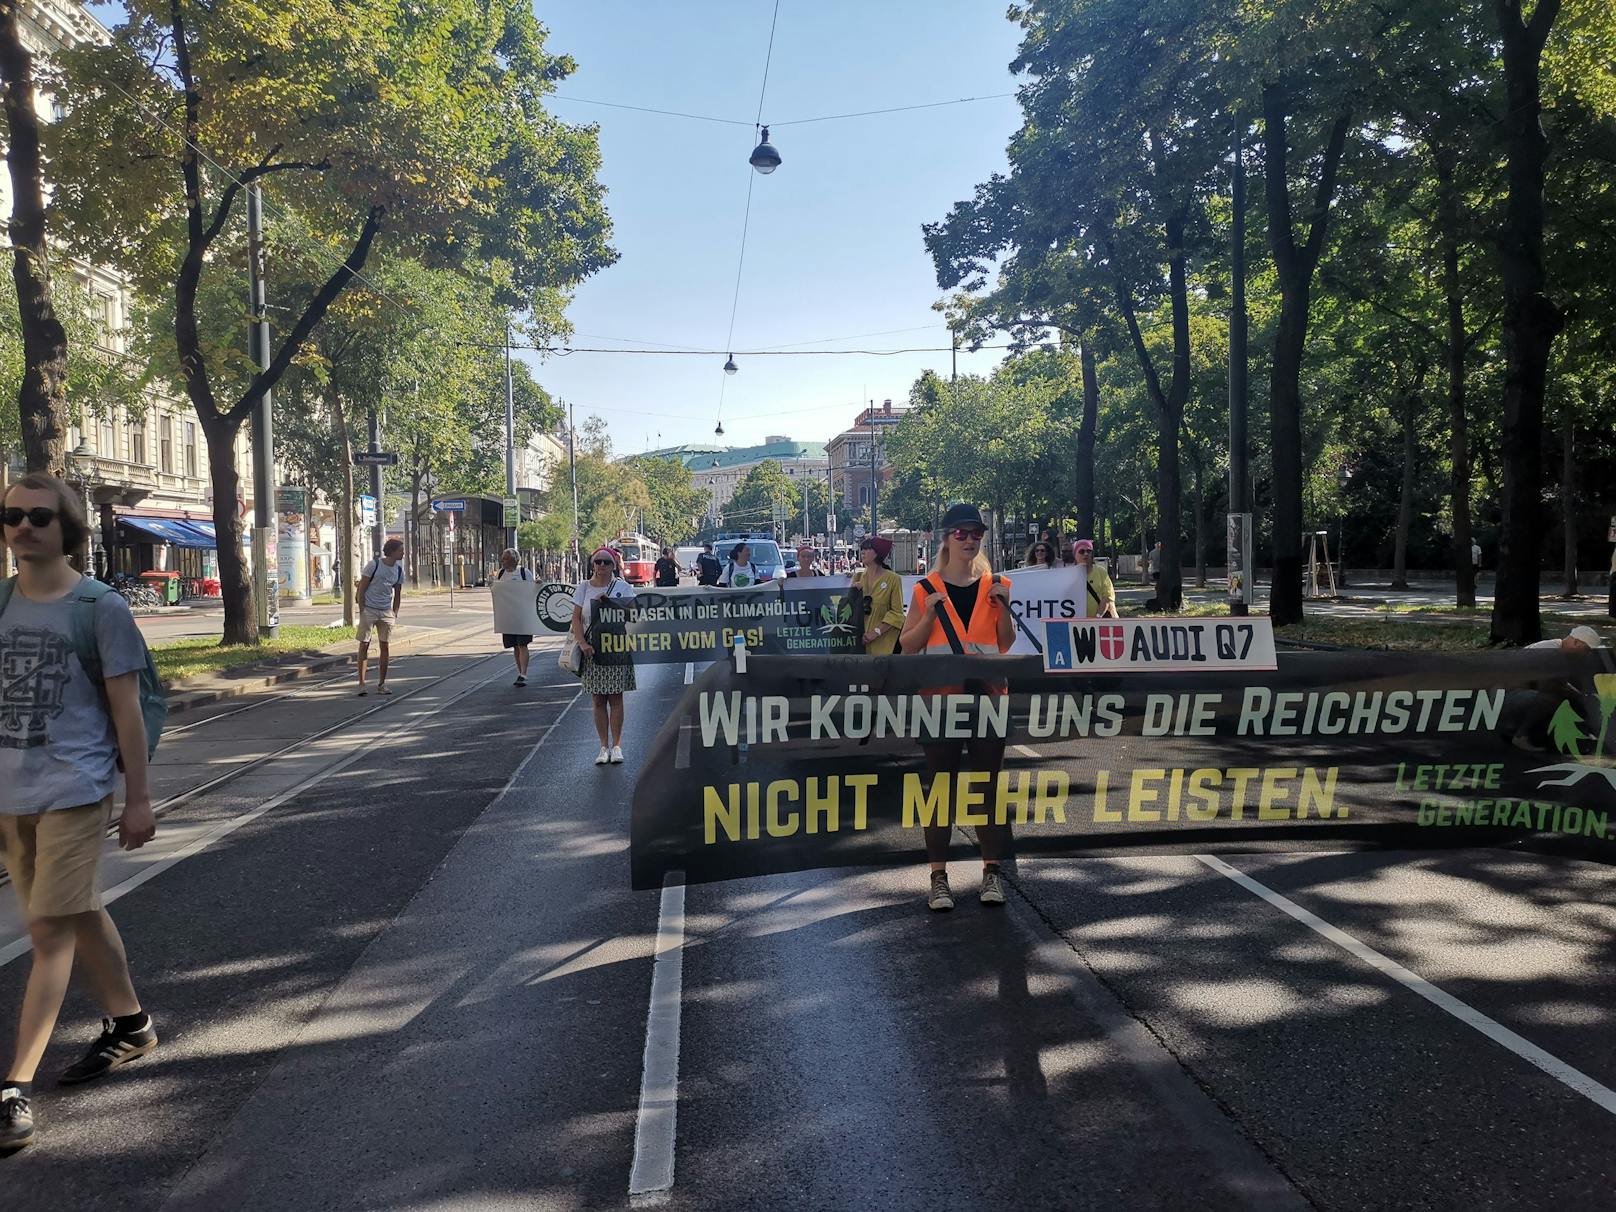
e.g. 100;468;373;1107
629;872;687;1205
684;661;694;685
1196;853;1616;1117
0;664;521;970
1012;744;1039;760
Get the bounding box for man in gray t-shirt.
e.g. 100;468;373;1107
1;473;160;1153
354;537;405;695
0;575;148;812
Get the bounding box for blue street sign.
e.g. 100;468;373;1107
431;498;466;513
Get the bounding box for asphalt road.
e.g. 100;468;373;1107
4;632;1616;1209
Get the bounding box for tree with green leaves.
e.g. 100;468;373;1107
48;0;613;642
619;456;707;545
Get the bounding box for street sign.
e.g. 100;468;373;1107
503;496;520;528
431;498;466;513
353;450;398;467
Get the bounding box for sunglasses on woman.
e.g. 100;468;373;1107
1;506;58;528
592;558;614;567
950;527;985;541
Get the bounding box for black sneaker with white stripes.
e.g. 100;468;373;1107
57;1016;157;1086
0;1086;33;1151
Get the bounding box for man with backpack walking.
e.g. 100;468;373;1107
355;538;406;695
0;473;162;1152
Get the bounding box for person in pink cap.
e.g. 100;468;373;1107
570;547;637;765
1072;539;1118;617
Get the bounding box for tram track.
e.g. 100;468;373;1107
0;641;555;894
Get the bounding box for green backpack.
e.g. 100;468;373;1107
0;576;167;760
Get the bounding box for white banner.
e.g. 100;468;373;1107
1042;616;1278;673
790;564;1090;655
491;577;542;635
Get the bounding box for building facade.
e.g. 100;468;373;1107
826;399;906;516
637;437;828;524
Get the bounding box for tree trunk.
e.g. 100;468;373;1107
0;2;69;474
198;412;254;644
408;463;424;588
333;393;356;627
1433;144;1477;608
1562;413;1577;597
1107;203;1189;610
1193;457;1206;588
1391;388;1417;590
1077;341;1098;539
1489;0;1564;644
1261;88;1351;625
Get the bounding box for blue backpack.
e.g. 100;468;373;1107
0;575;167;760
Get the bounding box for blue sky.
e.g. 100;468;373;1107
530;1;1025;453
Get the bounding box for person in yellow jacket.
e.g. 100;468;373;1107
852;535;904;655
899;503;1015;912
1072;538;1118;617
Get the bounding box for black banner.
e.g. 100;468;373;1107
590;585;864;664
629;650;1616;890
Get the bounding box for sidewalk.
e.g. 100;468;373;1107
162;606;498;715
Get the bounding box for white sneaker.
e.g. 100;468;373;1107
595;747;610;765
609;745;625;764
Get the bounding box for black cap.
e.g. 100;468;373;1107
939;502;986;531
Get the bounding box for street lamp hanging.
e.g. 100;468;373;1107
749;126;781;175
715;420;726;437
723;354;738;375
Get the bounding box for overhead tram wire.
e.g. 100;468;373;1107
714;0;782;433
547;91;1017;129
100;38;1017;419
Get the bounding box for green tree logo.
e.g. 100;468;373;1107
817;596;856;634
1594;674;1616;762
1549;701;1591;760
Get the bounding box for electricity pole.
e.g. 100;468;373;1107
246;183;278;637
504;322;517;553
568;399;580;582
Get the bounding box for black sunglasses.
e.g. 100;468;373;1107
1;506;58;529
592;558;615;566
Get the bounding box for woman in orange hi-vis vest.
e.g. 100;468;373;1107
899;503;1016;912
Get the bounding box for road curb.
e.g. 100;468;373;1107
163;621;491;716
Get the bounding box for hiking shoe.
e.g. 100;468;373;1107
0;1087;33;1151
928;871;954;912
356;687;369;696
57;1017;157;1086
376;683;392;696
514;675;527;687
609;745;624;764
980;868;1007;906
595;747;611;766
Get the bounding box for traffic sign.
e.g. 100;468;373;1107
502;496;520;527
431;498;466;513
353;450;398;466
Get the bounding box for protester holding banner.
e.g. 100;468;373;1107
717;542;762;588
852;536;904;655
900;503;1016;911
495;549;534;686
572;547;637;765
1073;539;1118;618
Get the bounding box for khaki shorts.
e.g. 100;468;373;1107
356;607;396;643
0;796;115;919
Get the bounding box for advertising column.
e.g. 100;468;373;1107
276;484;311;605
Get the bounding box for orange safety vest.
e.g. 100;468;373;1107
912;571;1013;656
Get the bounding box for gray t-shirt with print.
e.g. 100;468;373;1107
0;577;148;814
360;557;404;612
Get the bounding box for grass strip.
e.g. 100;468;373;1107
151;624;355;684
